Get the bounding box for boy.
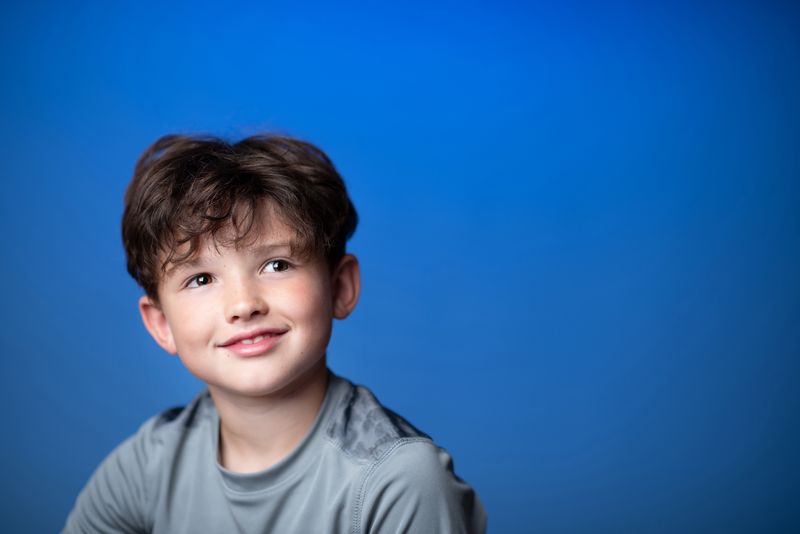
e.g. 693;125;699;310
63;134;486;533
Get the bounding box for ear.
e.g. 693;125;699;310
138;295;178;355
331;254;361;320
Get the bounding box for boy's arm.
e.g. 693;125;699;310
360;440;487;534
62;433;151;534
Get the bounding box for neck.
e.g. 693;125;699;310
210;359;329;474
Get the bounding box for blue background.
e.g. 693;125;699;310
1;1;798;532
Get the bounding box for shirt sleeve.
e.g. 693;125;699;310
360;440;487;534
62;432;152;534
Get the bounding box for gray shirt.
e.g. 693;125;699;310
63;371;486;533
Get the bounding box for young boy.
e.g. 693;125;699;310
63;134;486;533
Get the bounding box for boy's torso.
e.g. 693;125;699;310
64;371;486;534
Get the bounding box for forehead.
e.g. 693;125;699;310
215;203;297;247
161;204;303;276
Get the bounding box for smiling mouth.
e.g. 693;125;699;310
220;330;287;357
220;328;288;347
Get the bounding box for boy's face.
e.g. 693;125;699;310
138;206;360;400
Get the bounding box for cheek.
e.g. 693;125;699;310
282;279;332;325
166;301;215;348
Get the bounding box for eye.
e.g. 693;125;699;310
263;259;291;273
185;273;213;288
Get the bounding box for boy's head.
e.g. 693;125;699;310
122;134;358;305
121;134;361;398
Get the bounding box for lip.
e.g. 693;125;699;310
218;327;288;358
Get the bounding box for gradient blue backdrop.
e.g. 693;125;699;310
1;1;798;532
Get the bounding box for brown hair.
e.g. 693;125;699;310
121;133;358;303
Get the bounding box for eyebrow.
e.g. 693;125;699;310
246;242;295;258
164;242;295;277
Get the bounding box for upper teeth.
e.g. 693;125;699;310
241;335;267;345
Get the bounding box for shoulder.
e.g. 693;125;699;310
63;390;213;534
112;388;213;476
138;388;215;448
324;375;430;462
367;439;463;500
323;375;486;534
359;440;486;534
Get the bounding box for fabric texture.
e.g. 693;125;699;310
63;371;486;533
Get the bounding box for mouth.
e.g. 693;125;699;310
219;328;288;357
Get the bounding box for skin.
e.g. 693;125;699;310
138;209;360;473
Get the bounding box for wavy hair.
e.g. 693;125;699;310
121;134;358;303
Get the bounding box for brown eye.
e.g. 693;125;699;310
187;274;212;288
264;259;291;273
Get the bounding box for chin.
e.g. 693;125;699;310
222;374;312;399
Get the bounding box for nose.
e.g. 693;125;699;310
224;277;269;323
